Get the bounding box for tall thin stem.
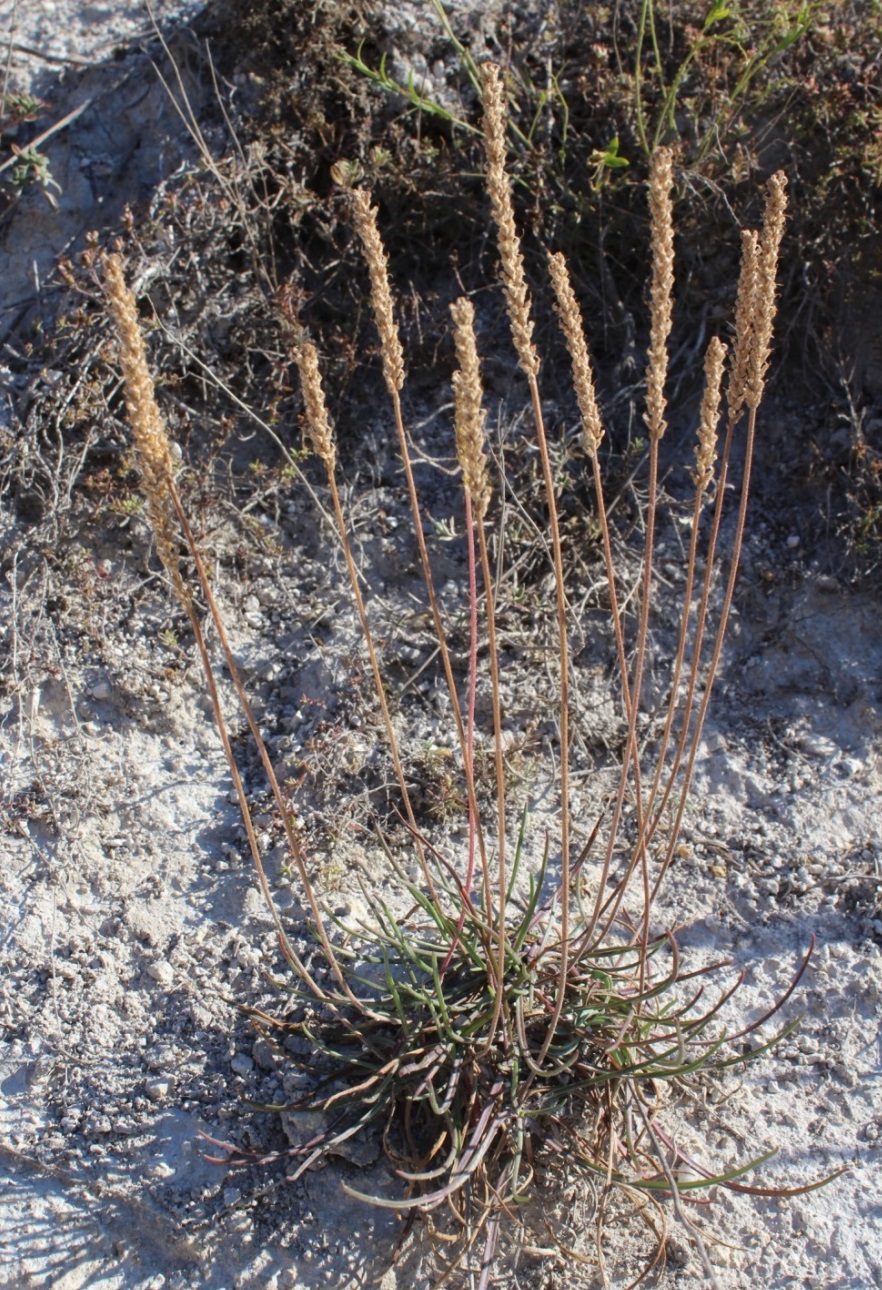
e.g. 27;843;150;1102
652;402;759;897
480;64;570;1063
168;480;369;1013
350;190;495;979
634;336;725;936
168;520;330;1005
293;341;441;909
476;513;508;1046
442;490;482;975
525;372;572;1064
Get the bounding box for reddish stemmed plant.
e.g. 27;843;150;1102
105;63;837;1289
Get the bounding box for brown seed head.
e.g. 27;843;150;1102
480;62;539;379
547;251;604;455
747;170;788;409
644;147;675;440
293;342;336;472
103;254;187;606
693;336;726;492
450;297;490;519
350;189;406;395
727;228;759;427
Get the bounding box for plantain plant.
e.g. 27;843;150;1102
105;61;836;1288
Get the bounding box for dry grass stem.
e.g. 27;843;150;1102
653;172;788;896
349;183;495;943
610;147;678;942
640;335;727;864
450;297;491;519
547;251;605;455
480;62;571;1056
644;147;675;441
480;62;539;378
106;256;363;1009
448;294;507;1034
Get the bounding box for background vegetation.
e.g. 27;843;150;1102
5;1;881;574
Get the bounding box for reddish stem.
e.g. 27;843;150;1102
443;492;479;972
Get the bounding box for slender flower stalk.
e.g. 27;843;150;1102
481;62;571;1065
104;255;359;1013
639;336;726;882
595;148;676;952
349;186;498;981
293;339;441;904
548;249;645;953
450;297;506;1011
653;170;788;898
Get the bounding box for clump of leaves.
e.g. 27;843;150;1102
0;91;44;130
234;850;820;1286
1;91;59;207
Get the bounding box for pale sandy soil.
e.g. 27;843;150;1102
1;4;881;1288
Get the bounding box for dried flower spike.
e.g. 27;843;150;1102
450;298;491;519
294;342;336;471
747;171;788;409
728;228;760;428
693;336;726;491
645;147;675;441
547;251;605;455
350;189;405;396
103;253;188;607
480;63;539;379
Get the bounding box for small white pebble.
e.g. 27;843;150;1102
145;1078;171;1102
147;1161;175;1180
146;960;175;987
799;734;835;759
231;1053;254;1076
252;1038;276;1071
786;533;800;548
